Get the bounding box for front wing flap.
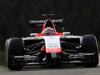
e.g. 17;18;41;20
12;53;95;66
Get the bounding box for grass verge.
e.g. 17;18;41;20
0;50;5;66
98;41;100;52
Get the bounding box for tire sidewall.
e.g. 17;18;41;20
5;38;24;70
82;34;99;67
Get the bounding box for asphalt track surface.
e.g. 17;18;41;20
0;54;100;75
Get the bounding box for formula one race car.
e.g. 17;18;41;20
5;14;99;70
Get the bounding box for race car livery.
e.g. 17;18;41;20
5;14;99;70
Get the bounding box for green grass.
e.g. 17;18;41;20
98;41;100;52
0;50;5;66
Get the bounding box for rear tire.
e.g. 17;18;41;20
5;38;24;70
82;35;99;67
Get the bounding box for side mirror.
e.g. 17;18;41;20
63;32;70;36
30;33;38;37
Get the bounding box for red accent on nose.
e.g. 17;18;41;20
46;48;61;53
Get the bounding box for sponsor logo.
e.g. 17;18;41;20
30;19;63;24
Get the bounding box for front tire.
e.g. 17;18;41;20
82;35;99;67
5;38;24;70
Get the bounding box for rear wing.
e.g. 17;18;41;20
29;18;64;28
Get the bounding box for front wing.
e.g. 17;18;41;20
12;53;95;66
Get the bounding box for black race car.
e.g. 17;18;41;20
5;14;99;70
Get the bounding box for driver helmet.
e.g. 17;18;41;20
43;27;55;36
